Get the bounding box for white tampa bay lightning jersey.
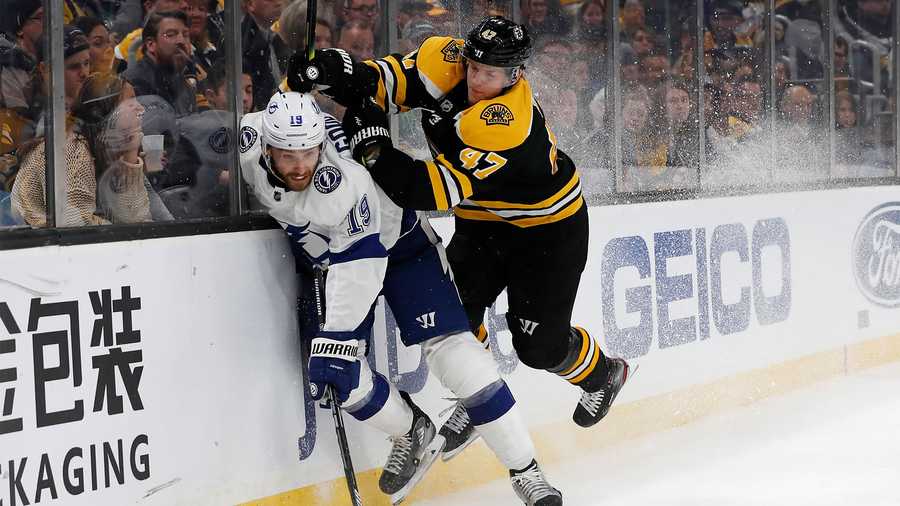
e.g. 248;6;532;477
240;111;410;334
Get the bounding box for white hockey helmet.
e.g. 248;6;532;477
261;91;325;152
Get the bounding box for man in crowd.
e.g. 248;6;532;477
242;0;285;112
126;11;198;115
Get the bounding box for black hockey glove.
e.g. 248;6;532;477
287;48;360;101
342;99;392;169
422;111;456;141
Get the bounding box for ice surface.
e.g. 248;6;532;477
419;361;900;506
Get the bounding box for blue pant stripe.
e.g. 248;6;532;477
347;372;390;421
466;382;515;426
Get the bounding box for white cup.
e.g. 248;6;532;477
142;134;165;173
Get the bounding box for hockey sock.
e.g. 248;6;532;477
548;327;610;391
344;370;413;436
465;381;535;471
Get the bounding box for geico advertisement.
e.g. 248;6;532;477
598;217;792;359
0;286;150;506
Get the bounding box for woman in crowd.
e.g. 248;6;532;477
73;16;114;74
661;79;697;168
12;73;157;226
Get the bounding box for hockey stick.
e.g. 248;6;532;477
305;0;318;61
312;266;363;506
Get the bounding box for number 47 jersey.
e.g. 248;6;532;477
362;35;584;228
239;110;408;335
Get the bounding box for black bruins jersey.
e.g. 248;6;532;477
364;36;584;228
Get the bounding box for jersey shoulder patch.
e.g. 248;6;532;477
415;36;466;97
313;165;343;194
458;77;534;152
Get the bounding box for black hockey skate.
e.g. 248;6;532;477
573;357;631;428
380;392;445;504
438;401;480;461
509;459;563;506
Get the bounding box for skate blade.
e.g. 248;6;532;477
440;432;481;462
390;434;446;505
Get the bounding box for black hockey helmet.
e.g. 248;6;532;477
463;16;533;68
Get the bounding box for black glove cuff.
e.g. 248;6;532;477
349;126;391;154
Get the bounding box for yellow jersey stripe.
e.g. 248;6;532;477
384;55;408;111
363;60;389;111
469;171;579;210
436;154;474;200
453;196;583;227
426;161;450;210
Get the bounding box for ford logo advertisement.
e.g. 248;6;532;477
853;203;900;307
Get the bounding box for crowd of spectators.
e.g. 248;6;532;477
0;0;896;226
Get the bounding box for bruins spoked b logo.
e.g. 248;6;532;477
480;104;514;126
441;40;461;62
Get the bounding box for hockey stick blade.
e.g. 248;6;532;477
390;434;446;505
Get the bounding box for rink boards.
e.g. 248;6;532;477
1;185;900;505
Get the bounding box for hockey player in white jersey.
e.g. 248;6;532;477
240;91;562;506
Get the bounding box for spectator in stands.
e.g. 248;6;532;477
523;0;572;37
242;0;284;112
629;27;654;58
534;37;574;75
776;83;825;173
577;0;605;40
620;0;646;40
2;0;42;113
399;18;438;54
834;90;865;165
73;16;115;74
338;20;375;61
707;0;743;50
833;37;854;93
126;11;197;116
850;0;892;39
621;86;663;166
12;72;157;226
186;0;220;74
275;1;335;75
275;2;344;118
198;64;253;114
779;83;816;127
114;0;190;72
397;1;431;33
164;64;250;218
639;50;669;91
661;79;697;167
342;0;380;30
726;77;763;141
773;59;789;104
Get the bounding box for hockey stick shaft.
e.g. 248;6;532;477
312;266;363;506
305;0;318;61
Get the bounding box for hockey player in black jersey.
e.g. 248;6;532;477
288;14;631;467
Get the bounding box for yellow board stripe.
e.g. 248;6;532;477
559;327;590;376
384;55;408;110
364;60;388;111
569;339;601;384
425;161;450;210
469;171;579;210
241;333;900;506
436;154;474;200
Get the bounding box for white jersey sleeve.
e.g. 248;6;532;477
240;112;389;335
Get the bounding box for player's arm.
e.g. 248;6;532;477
286;37;463;113
341;100;475;211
